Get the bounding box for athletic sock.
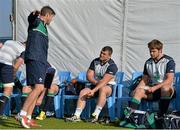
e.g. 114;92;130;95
43;93;55;112
20;110;27;116
0;95;9;115
93;106;102;118
159;97;171;116
21;93;29;106
74;108;82;118
129;98;141;110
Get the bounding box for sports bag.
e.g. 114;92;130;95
120;107;156;129
65;79;85;95
155;111;180;129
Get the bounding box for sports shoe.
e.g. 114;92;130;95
36;111;46;120
99;116;110;124
27;119;42;127
15;113;21;121
46;111;55;117
65;115;81;122
88;113;98;123
20;116;30;129
0;114;8;120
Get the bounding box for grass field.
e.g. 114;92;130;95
0;116;128;129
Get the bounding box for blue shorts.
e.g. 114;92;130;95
26;60;48;86
0;63;14;84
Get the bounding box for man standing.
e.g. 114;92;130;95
35;65;59;120
128;39;175;117
19;6;55;128
66;46;118;123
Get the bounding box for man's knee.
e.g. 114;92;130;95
3;86;13;96
79;88;89;96
99;86;112;97
133;88;146;97
161;86;174;97
49;85;59;94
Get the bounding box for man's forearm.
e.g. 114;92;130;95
92;80;107;92
87;78;98;85
154;79;173;90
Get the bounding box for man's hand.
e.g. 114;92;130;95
87;89;95;97
33;10;40;15
146;86;156;93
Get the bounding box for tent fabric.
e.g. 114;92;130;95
15;0;180;79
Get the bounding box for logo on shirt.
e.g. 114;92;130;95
39;78;43;83
170;69;174;72
109;71;113;74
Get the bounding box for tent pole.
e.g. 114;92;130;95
11;0;16;40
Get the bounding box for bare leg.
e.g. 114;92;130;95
96;86;112;107
76;88;91;109
92;86;112;119
21;84;44;113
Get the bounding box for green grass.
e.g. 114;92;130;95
0;116;129;129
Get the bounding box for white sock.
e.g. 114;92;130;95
20;110;27;116
93;106;102;118
74;108;82;118
27;115;31;120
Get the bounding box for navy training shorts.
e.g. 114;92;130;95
0;63;14;84
26;60;48;86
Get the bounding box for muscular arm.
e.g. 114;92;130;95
87;69;98;85
151;73;174;92
92;73;114;93
87;69;114;93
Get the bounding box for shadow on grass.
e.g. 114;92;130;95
0;117;22;128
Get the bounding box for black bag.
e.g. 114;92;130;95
120;107;156;129
74;82;85;95
155;111;180;129
65;81;85;95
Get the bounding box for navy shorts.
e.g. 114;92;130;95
26;60;48;86
44;67;56;89
0;63;14;84
145;89;161;101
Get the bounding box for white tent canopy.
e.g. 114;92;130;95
15;0;180;80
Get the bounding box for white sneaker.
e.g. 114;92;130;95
65;115;81;122
20;116;30;129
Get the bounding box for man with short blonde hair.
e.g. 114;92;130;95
129;39;175;117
